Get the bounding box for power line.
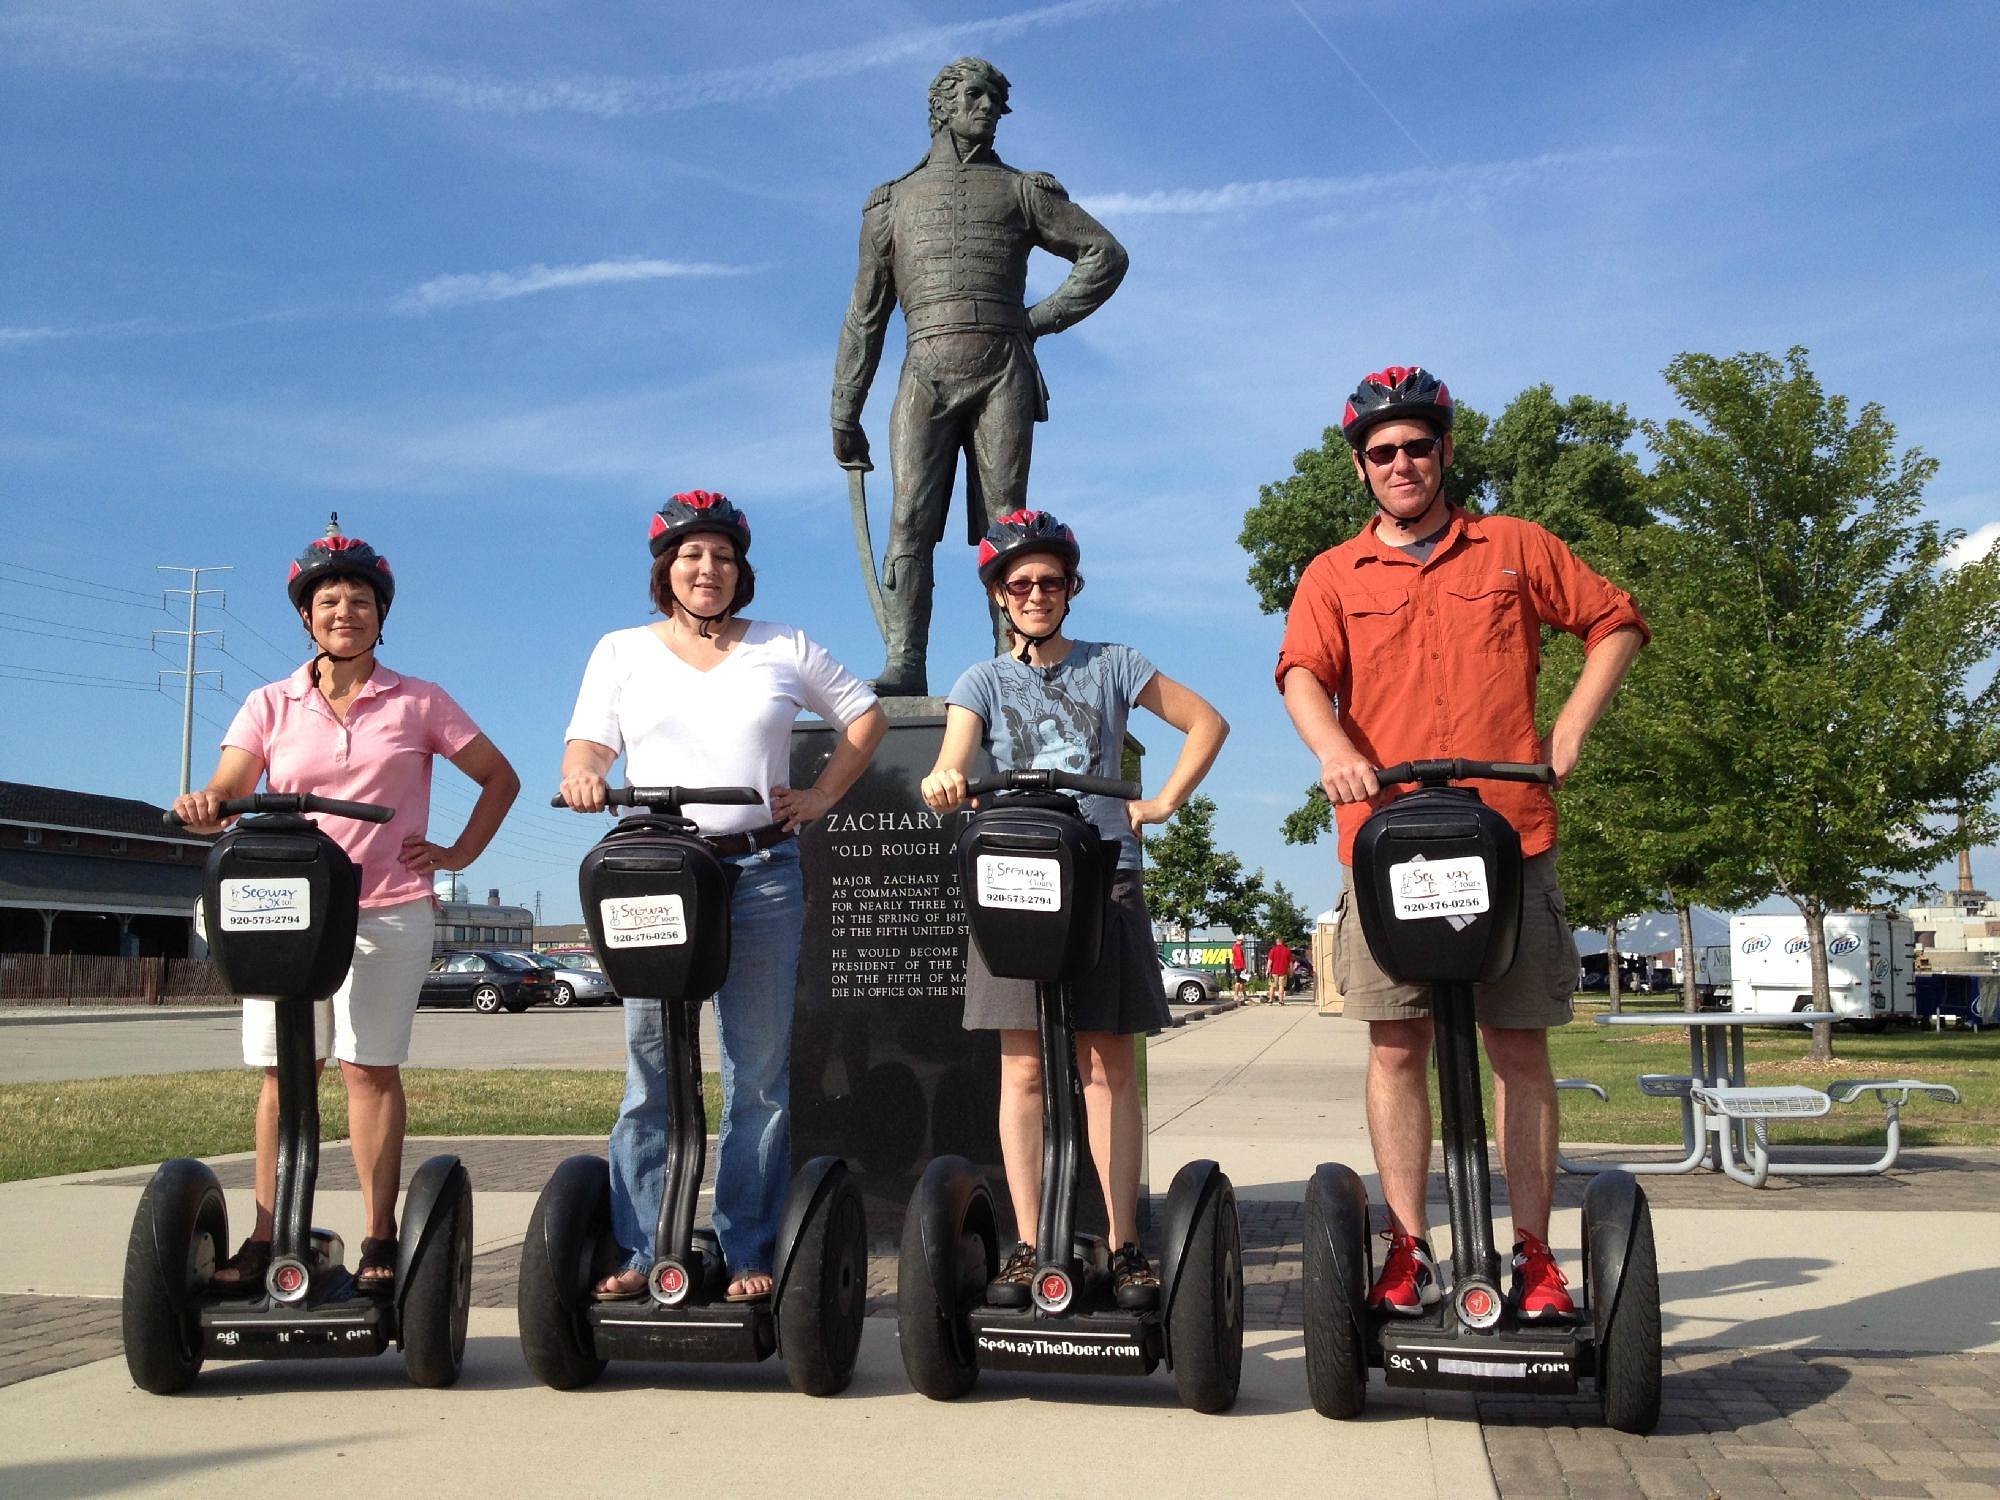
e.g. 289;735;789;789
0;560;163;602
215;605;304;675
0;622;165;653
0;662;162;690
0;573;174;612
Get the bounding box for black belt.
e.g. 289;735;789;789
705;822;795;858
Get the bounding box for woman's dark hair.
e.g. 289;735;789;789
649;541;756;618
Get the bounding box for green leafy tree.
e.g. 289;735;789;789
1143;795;1266;941
1642;348;2000;1058
1259;879;1311;949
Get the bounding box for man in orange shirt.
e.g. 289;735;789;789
1276;366;1647;1326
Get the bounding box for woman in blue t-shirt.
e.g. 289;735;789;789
920;509;1228;1308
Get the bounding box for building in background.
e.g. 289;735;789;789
434;884;532;955
0;781;209;957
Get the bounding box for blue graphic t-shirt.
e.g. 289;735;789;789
946;641;1158;870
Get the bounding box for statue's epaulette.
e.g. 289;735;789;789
1025;170;1068;200
863;180;895;213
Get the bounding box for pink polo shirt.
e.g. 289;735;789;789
223;663;483;907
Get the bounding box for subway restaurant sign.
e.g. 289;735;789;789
1159;942;1241;969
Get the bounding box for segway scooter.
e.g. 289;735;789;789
517;787;867;1395
123;793;473;1394
1302;760;1661;1432
897;768;1243;1413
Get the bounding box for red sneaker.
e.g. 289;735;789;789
1509;1231;1576;1323
1366;1232;1440;1316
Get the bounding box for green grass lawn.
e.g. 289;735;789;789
0;1069;724;1184
1522;998;1999;1147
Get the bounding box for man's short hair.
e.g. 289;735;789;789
928;56;1012;134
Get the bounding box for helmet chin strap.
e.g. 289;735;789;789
669;587;732;640
1365;466;1447;527
1008;598;1070;664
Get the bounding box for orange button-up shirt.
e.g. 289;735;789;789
1275;508;1649;864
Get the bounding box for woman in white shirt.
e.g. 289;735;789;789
559;491;887;1302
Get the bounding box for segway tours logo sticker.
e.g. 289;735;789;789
217;877;311;931
975;854;1061;911
1387;854;1490;923
600;894;688;947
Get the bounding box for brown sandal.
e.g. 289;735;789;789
211;1237;271;1289
357;1236;397;1292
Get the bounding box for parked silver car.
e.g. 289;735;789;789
513;951;618;1008
1161;962;1219;1005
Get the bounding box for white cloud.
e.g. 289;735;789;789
395;258;751;313
2;0;1175;117
1944;519;2000;571
1082;148;1649;218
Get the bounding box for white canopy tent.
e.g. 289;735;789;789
1572;908;1730;957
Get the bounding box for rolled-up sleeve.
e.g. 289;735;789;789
1524;528;1651;651
1274;556;1350;699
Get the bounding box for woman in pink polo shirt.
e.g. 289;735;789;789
172;519;520;1293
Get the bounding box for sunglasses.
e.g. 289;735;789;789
1001;576;1073;598
1362;436;1442;467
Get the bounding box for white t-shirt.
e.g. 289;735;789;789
564;620;878;836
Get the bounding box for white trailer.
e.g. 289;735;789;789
1728;913;1916;1023
1673;944;1733;1004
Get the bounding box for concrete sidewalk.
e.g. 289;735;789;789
3;1003;1997;1497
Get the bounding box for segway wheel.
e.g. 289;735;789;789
517;1155;610;1389
1303;1164;1371;1419
121;1158;226;1395
896;1159;993;1401
1168;1173;1243;1414
402;1166;473;1388
1596;1197;1662;1434
779;1172;869;1397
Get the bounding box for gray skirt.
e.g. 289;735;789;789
962;868;1173;1036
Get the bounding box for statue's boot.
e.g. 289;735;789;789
872;550;932;697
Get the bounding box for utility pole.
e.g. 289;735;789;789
534;890;544;924
156;566;232;795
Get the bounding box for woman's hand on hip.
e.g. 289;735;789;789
770;784;831;832
558;769;609;813
399;835;463;874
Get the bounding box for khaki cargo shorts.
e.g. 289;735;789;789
1332;850;1577;1029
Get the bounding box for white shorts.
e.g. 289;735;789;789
238;897;437;1067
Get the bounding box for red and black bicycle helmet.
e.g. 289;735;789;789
286;515;395;614
1340;366;1454;449
649;490;751;558
976;509;1079;586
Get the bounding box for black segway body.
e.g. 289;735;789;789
1302;760;1660;1431
518;788;867;1396
898;769;1243;1413
123;794;472;1394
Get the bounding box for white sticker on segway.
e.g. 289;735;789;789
974;854;1062;910
599;894;688;947
217;877;311;931
1387;855;1490;921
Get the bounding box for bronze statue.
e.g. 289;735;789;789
832;57;1128;696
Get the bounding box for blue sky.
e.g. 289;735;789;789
5;0;1998;927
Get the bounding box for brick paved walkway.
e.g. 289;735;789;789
27;1143;2000;1496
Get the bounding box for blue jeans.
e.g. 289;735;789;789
609;843;804;1278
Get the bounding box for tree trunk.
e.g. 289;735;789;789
1801;900;1835;1062
1676;901;1699;1009
1606;918;1624;1014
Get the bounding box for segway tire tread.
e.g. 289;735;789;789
779;1175;868;1397
402;1182;472;1388
896;1184;981;1401
518;1158;610;1390
1303;1174;1369;1419
1168;1176;1243;1414
121;1159;227;1395
1597;1203;1663;1433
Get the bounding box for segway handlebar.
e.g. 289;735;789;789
161;793;395;827
1375;759;1556;789
549;786;764;812
963;769;1143;800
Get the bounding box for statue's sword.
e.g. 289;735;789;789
842;456;890;646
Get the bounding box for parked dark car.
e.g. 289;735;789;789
419;950;555;1014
